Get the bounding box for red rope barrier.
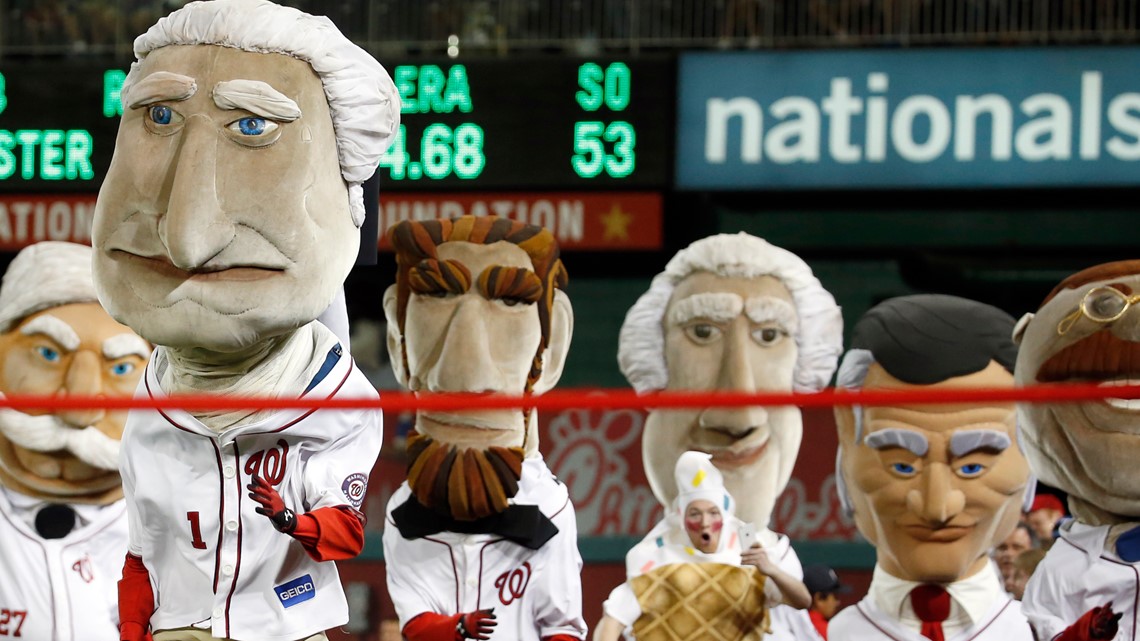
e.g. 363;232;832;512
2;381;1139;412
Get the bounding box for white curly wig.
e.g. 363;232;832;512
618;233;843;393
124;0;399;227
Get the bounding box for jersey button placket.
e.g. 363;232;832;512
215;438;240;625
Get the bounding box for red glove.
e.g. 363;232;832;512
458;609;497;640
118;553;155;641
1056;602;1123;641
247;476;297;533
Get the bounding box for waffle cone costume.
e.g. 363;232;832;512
631;563;771;641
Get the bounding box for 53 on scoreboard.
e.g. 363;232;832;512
377;57;673;190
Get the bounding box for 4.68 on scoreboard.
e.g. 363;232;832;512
377;57;673;191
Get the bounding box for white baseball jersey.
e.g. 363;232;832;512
755;532;820;641
0;486;128;641
1022;520;1140;641
383;457;587;640
829;595;1032;641
120;346;383;641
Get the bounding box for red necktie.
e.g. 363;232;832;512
910;584;951;641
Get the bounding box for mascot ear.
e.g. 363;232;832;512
1012;312;1034;346
533;290;573;394
382;284;408;388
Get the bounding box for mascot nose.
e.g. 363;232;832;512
58;351;105;428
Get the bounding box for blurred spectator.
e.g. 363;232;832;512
803;564;851;639
1027;494;1067;548
1008;548;1047;601
993;522;1037;595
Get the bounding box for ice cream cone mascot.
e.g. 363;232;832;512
90;1;397;639
0;241;150;641
381;216;586;641
829;295;1034;640
1015;262;1140;641
613;233;842;640
594;451;812;641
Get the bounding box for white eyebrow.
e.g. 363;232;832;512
20;315;80;351
668;292;744;326
864;428;929;456
102;334;151;361
213;80;302;121
744;297;799;333
949;429;1011;457
126;71;198;109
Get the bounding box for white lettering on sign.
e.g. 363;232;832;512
705;71;1140;165
381;199;585;242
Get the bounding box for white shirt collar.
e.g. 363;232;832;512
0;485;104;532
869;562;1007;637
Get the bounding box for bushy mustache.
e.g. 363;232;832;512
0;406;120;471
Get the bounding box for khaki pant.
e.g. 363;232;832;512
154;629;327;641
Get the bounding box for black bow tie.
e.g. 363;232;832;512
391;496;558;551
35;504;77;539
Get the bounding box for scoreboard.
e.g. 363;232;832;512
378;58;673;190
0;57;674;193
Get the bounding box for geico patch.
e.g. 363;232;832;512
274;574;316;608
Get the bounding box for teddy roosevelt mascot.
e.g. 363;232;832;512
0;241;150;641
381;216;587;641
616;232;843;640
593;451;812;641
829;295;1035;640
1014;261;1140;641
90;1;397;639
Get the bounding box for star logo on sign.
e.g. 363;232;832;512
600;204;632;241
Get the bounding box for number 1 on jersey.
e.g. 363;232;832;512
187;511;207;550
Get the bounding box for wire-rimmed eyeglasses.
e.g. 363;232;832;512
1057;286;1140;336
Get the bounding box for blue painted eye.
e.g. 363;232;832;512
958;463;985;476
227;117;278;139
111;362;135;376
237;117;266;135
891;462;916;475
35;346;60;362
149;105;172;125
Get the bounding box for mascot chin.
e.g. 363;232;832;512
90;1;397;639
381;216;587;641
0;241;150;641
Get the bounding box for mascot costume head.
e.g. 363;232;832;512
383;216;573;521
1011;261;1140;641
92;0;398;356
834;295;1030;584
0;241;149;506
618;232;843;528
828;295;1034;641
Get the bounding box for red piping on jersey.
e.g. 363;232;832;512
550;495;570;520
423;535;460;612
223;441;245;639
475;539;506;610
1058;533;1140;640
268;363;354;434
144;359;352;436
211;440;224;594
